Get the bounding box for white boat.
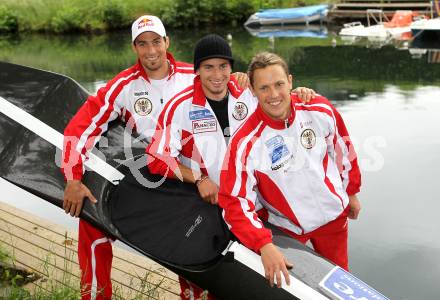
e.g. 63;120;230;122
411;17;440;41
340;10;415;39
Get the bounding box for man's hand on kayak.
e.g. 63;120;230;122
260;243;293;288
63;180;97;217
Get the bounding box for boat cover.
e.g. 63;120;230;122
255;5;328;19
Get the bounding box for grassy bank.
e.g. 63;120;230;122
0;241;81;300
0;0;331;33
0;238;165;299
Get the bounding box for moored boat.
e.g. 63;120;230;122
340;10;417;40
245;5;329;28
411;17;440;41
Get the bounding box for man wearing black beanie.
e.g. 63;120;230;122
148;33;254;299
147;34;315;298
148;33;254;202
193;33;234;70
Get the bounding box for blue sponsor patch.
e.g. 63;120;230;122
265;135;290;164
189;109;214;120
319;267;389;300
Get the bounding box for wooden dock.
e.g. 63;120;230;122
329;0;433;21
0;202;180;299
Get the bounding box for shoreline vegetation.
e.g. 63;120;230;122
0;242;80;300
0;232;167;299
0;0;328;34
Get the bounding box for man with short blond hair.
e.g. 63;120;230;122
219;52;361;288
147;36;317;298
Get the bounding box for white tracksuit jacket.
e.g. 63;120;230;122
147;75;257;185
219;95;361;253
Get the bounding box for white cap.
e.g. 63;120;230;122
131;15;166;42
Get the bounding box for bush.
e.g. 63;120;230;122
226;1;256;24
50;5;83;33
0;5;18;33
160;0;204;28
98;0;130;29
160;0;257;28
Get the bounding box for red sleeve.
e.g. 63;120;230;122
145;85;195;179
331;105;361;195
218;123;272;253
61;78;124;181
146;145;178;179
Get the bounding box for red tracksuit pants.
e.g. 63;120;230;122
78;220;113;300
283;215;349;270
78;220;214;300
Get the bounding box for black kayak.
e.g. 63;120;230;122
0;61;389;300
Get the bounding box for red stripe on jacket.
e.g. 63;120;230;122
62;67;141;180
219;114;272;253
146;87;194;179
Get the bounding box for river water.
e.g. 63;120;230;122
1;26;439;299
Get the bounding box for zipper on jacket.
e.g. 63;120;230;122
285;119;290;128
160;98;163;104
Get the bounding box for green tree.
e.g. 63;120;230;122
0;5;18;33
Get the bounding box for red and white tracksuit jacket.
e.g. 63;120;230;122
61;53;194;300
147;75;257;185
219;95;361;263
62;53;194;181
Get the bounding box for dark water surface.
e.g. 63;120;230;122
1;27;439;299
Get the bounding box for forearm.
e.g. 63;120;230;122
61;135;84;181
146;152;203;183
175;163;202;184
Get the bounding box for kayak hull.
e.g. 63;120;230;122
0;61;387;300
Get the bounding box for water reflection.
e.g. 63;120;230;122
339;32;440;64
245;24;328;38
2;30;439;92
340;86;440;300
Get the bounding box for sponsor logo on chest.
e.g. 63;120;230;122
134;91;149;97
265;135;292;170
189;108;214;120
300;120;313;128
192;119;217;134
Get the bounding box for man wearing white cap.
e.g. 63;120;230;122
61;15;198;300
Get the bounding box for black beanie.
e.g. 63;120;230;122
193;34;234;71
